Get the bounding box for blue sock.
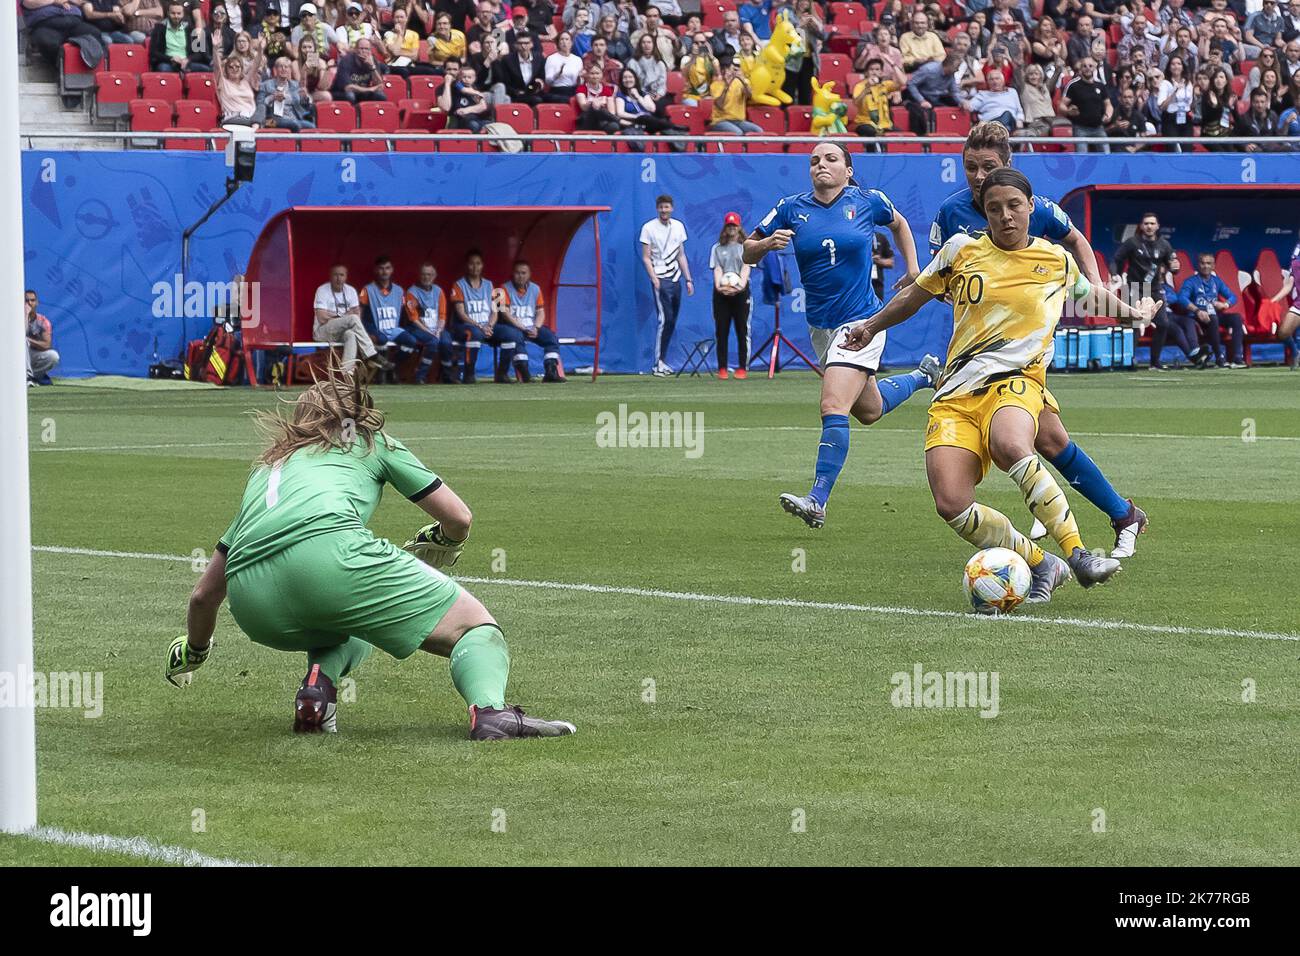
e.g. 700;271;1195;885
809;414;850;507
877;369;927;416
1047;441;1130;521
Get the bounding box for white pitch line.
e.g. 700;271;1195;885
17;826;261;867
32;545;1300;644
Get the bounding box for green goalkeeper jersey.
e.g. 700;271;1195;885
217;434;440;576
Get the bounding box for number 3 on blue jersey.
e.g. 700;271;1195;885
822;238;837;266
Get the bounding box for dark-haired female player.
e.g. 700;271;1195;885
843;169;1154;603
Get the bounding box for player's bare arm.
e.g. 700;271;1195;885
1062;226;1104;287
742;227;792;265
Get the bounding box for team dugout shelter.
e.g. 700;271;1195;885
243;205;609;380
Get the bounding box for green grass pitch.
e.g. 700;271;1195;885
6;368;1299;866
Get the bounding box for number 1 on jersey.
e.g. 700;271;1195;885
822;238;837;266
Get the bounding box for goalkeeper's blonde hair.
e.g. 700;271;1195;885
254;366;386;466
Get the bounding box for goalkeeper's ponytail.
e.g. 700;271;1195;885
254;366;387;466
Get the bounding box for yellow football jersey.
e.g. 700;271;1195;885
915;233;1091;401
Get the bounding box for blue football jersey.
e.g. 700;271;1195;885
756;185;897;330
930;188;1074;255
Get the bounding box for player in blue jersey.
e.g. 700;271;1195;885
743;141;938;530
926;122;1148;559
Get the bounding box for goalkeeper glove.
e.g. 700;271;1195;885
402;522;467;569
165;636;212;688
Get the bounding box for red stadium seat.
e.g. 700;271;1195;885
666;72;686;97
817;53;852;88
299;132;343;152
747;106;786;134
535;103;577;132
666;104;704;135
140;72;183;107
351;129;391;151
1231;74;1248;99
890;105;909;130
408;75;443;98
1253;248;1286;301
59;42;103;100
382;75;409;100
174;99;218;128
93;72;137;122
165;126;206;150
829;2;867;23
398;98;436;124
746;137;786;153
1214;250;1246;315
394;134;439;151
358;101;400;132
317;102;359;131
934;107;971;136
107;44;148;75
572;135;616;152
787;105;814;133
884;133;923;153
403;106;447;132
702;131;744;153
436;133;480;152
531;129;571;152
494;103;536;133
184;71;216;103
128;99;172;133
256;132;298;152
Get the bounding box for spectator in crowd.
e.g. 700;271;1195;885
948;32;982;93
595;13;632;62
1200;21;1242;73
562;0;596;30
1282;38;1300;77
1236;87;1283;148
121;0;164;44
402;262;456;384
82;0;135;44
584;34;624;86
852;57;902;139
296;34;335;101
569;4;596;55
433;0;474;30
982;42;1016;87
1030;16;1066;89
1019;62;1058;136
962;64;1023;131
24;291;59;386
1160;0;1195;33
631;5;680;65
735;30;760;76
204;3;236;55
680;33;720;106
498;260;565;382
1257;66;1288;113
23;0;104;68
400;0;438;39
148;1;212;71
502;5;538;51
1112;212;1176;293
653;0;685;29
1061;56;1112;151
259;11;295;62
616;68;684;143
1118;14;1161;65
629;30;669;102
444;62;490;128
709;212;752;380
1107;82;1154;149
963;13;992;60
337;2;374;48
1163;25;1199;73
313;264;392;373
332;36;385;104
1283;71;1300;111
709;9;748;60
1247;0;1288;57
383;6;437;76
256;55;315;129
467;0;504;54
1155;53;1195;145
905;53;962;134
739;0;771;41
1140;66;1166;129
211;43;259;122
576;62;623;132
856;24;906;81
710;58;763;133
1146;262;1204;370
602;0;639;40
428;12;468;70
1181;252;1245;368
544;30;584;100
450;248;515;384
291;5;340;54
900;10;945;71
640;194;693;377
1066;14;1098;65
1284;0;1300;41
1246;46;1283;101
1199;66;1237;148
498;31;545;102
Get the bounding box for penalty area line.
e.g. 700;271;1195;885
32;545;1300;644
15;826;262;867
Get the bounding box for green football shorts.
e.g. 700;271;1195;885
225;529;463;660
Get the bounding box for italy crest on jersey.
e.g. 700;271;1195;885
845;207;856;220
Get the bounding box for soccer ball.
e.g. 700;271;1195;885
963;548;1032;615
721;271;743;289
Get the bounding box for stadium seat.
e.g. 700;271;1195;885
298;132;343;152
408;75;443;98
1214;250;1248;320
666;104;705;135
351;130;391;151
394;135;438;152
665;72;686;97
165;126;207;150
184;72;217;103
531;129;571;152
140;72;183;108
398;98;436;125
747;137;786;153
58;42;103;101
1173;250;1194;289
889;105;909;130
1253;248;1286;307
317;102;359;131
174;99;218;129
93;72;138;123
702;131;744;153
107;44;148;75
358;101;400;133
404;106;447;132
787;105;814;133
572;135;616;152
747;106;786;134
494;103;536;133
702;3;730;29
934;107;971;136
829;2;867;23
382;75;409;100
256;132;298;152
817;53;852;88
535;103;577;133
884;133;923;153
128;99;172;147
1231;74;1248;98
436;134;480;152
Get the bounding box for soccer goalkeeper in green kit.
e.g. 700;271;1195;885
165;370;575;741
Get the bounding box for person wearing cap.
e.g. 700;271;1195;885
290;4;342;53
709;212;752;380
502;4;538;52
339;0;375;49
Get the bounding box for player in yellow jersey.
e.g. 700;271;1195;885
842;168;1155;602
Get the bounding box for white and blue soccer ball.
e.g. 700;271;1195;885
963;548;1032;615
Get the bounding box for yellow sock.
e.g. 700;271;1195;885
1008;454;1084;554
946;502;1044;567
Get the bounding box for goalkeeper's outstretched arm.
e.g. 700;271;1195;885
413;483;473;542
187;549;227;653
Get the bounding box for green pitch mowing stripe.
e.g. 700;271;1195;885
18;371;1300;866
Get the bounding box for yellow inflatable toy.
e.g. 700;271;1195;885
748;17;799;107
810;77;848;135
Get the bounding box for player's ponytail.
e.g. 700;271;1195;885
254;366;387;466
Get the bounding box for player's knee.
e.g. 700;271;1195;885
933;491;971;523
1034;426;1068;459
854;405;882;426
820;396;850;417
989;439;1033;474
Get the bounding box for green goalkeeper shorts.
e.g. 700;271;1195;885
225;529;463;660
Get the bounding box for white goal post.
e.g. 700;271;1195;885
0;9;37;834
